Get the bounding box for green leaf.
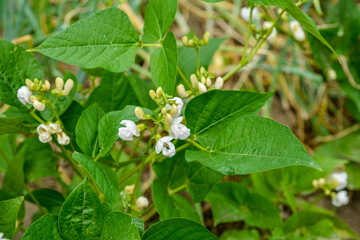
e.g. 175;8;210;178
220;230;261;240
246;0;336;56
186;116;320;175
0;135;16;171
34;8;139;73
100;212;141;240
98;106;152;156
127;74;157;110
142;218;218;240
0;39;43;107
25;189;65;214
152;180;201;223
86;72;140;113
153;151;223;202
72;152;120;205
0;116;34;134
132;217;144;237
40;72;78;121
150;31;178;94
142;0;178;43
207;182;282;228
0;196;24;239
23;137;58;183
185;90;273;135
21;215;63;240
177;38;226;84
202;0;224;2
75;104;105;157
58;178;104;240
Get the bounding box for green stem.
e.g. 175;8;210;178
195;47;200;72
187;139;208;151
169;184;187;194
241;5;254;63
0;149;48;214
145;123;159;153
127;131;145;162
177;66;195;92
115;142;126;163
27;107;45;124
130;155;147;207
141;43;162;48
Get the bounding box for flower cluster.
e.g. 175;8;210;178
312;171;349;207
17;77;74;111
182;32;210;48
118;87;191;158
37;122;70;145
121;185;149;212
177;67;224;98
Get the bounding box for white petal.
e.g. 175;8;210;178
37;124;49;135
162;141;176;157
39;132;52;143
122;120;138;136
155;139;164;154
118;128;133;141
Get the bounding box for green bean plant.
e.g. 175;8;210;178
0;0;358;239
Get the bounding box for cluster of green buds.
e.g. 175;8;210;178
26;78;51;92
177;67;224;98
22;78;52;111
182;32;210;48
121;184;149;213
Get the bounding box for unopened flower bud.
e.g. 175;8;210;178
206;77;212;87
198;82;207;94
56;77;64;91
203;31;210;45
135;107;145;120
156;87;163;98
325;189;331;196
190;74;198;88
161;107;167;115
318;178;326;188
170;104;178;117
312;179;319;189
34;100;45;111
182;36;189;46
34;78;39;85
176;84;187;98
164;113;173;125
149;90;156;100
201;76;206;84
200;67;206;74
136;196;149;211
44;80;51;91
125;184;135;195
214;77;224;89
63;79;74;95
188;39;194;47
57;132;70;145
25;79;34;89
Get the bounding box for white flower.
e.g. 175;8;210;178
33;100;45;111
169;117;191;140
39;132;52;143
155;136;176;157
37;124;48;135
263;21;278;43
57;132;70;145
0;232;9;240
329;172;348;191
214;77;224;89
290;21;306;42
176;84;188;98
198;82;207;94
62;79;74;95
48;123;62;134
240;7;260;22
166;97;184;118
118;120;140;141
17;86;32;105
332;190;349;207
136;196;149;210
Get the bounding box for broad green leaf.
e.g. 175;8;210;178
220;230;261;240
142;218;218;240
34;8;139;73
153;151;223;203
150;31;178;94
21;215;63;240
98;106;152;156
177;38;226;84
58;178;104;240
0;135;16;171
186;116;320;175
132;217;144;237
23;137;58;183
100;212;141;240
207;182;282;228
346;162;360;190
0;116;34;134
0;196;24;239
60;101;84;152
152;180;201;223
75;104;105;157
142;0;178;43
0;39;43;107
86;72;140;113
246;0;336;56
127;74;157;110
185;90;273;135
40;72;78;121
72;152;120;204
25;189;64;214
